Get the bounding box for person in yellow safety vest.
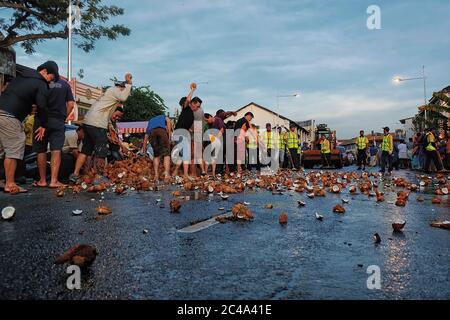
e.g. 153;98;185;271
260;123;275;169
320;134;331;168
356;130;369;171
286;123;300;170
263;123;274;157
246;124;260;171
380;126;394;174
277;127;286;169
424;127;444;173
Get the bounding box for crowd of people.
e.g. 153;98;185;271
352;127;450;175
0;60;449;194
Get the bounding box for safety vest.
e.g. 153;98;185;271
426;133;436;151
357;136;368;150
264;131;274;149
247;130;258;149
381;134;393;152
276;133;285;150
286;131;299;150
320;139;331;154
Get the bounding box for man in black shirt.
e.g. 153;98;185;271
34;78;75;188
0;61;58;193
173;83;197;178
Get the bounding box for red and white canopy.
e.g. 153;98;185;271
116;122;148;135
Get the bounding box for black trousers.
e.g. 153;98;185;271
380;151;393;173
287;149;300;169
357;149;367;167
321;153;331;167
424;150;443;172
59;153;76;182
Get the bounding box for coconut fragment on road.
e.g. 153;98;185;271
2;206;15;220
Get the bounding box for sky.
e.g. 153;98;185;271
2;0;450;138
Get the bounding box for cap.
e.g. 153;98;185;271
37;61;59;81
383;127;390;132
115;81;127;88
289;122;296;128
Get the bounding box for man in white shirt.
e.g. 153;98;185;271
69;73;132;183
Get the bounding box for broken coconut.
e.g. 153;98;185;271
1;206;15;220
279;212;288;225
55;244;97;269
430;221;450;230
392;221;406;232
315;212;324;221
373;233;381;243
97;205;112;215
265;204;274;209
170;200;181;213
333;204;346;214
431;197;442;204
231;203;253;221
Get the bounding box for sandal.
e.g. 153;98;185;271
4;186;28;194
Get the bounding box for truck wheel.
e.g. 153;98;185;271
335;160;343;169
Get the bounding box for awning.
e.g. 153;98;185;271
116;121;148;134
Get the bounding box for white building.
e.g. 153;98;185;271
227;102;309;143
399;117;415;142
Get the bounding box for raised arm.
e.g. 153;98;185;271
184;83;197;108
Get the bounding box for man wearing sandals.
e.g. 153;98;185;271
0;61;58;194
69;74;132;183
33;77;75;189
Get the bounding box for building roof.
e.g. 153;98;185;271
399;117;414;124
234;102;308;133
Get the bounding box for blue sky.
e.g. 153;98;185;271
3;0;450;138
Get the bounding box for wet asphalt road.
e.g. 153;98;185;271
0;167;449;300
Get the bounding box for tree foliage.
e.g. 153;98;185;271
413;90;450;131
122;86;167;122
0;0;130;53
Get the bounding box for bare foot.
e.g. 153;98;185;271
32;181;47;188
49;181;67;189
4;184;28;194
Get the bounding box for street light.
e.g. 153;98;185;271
393;65;428;122
276;92;301;128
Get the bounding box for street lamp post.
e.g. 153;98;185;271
276;92;301;128
393;65;428;123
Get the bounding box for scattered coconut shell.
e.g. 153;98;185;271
1;206;15;220
430;221;450;230
170;200;181;213
392;221;406;232
55;188;65;197
55;244;97;268
431;197;442;204
416;196;425;202
333;204;346;214
97;205;112;215
315;212;324;221
265;204;274;209
279;212;288;225
373;233;381;243
298;200;306;207
115;186;125;195
331;185;341;194
231;203;253;221
395;199;406;207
